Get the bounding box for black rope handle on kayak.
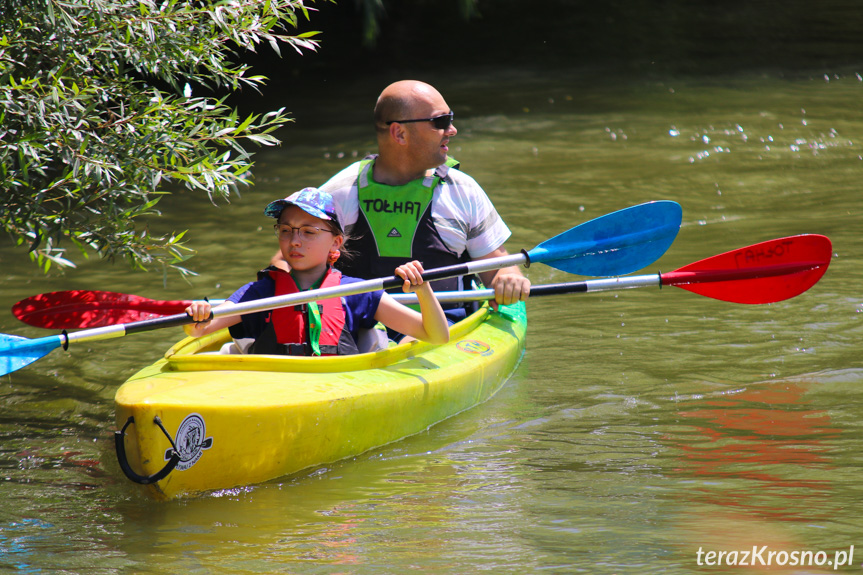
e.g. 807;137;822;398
114;416;180;485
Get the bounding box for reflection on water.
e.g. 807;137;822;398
666;373;861;574
2;64;863;573
671;382;837;518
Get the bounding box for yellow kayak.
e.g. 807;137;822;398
114;301;527;500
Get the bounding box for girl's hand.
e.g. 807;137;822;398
183;300;213;336
376;260;448;345
394;260;427;293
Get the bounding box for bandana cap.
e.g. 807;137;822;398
264;188;341;231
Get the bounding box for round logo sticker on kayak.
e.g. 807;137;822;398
456;340;494;356
165;413;213;471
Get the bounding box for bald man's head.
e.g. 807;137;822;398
373;80;443;132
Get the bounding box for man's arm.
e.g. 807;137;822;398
476;247;531;307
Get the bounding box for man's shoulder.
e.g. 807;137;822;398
320;157;373;195
439;164;483;189
437;166;490;207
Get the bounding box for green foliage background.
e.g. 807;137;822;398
0;0;319;276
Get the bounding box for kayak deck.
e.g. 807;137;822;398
114;302;527;500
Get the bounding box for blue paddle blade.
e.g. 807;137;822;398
0;334;63;377
526;201;682;276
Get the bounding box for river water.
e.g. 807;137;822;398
1;64;862;573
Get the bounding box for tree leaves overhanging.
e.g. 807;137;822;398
0;0;321;276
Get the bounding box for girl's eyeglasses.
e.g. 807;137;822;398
274;224;333;242
386;112;454;130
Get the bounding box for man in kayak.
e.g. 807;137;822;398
273;80;530;325
186;188;450;355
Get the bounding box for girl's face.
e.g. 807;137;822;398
276;206;343;274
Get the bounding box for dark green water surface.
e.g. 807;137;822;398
1;65;862;573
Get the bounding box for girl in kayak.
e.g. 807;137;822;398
183;188;450;355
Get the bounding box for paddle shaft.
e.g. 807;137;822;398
43;259;814;315
7;253;529;354
14;250;830;339
12;201;683;332
52;258;823;350
392;259;826;304
10;234;830;340
107;257;827;312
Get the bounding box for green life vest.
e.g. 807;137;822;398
356;156;459;258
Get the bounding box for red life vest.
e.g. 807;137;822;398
249;267;358;356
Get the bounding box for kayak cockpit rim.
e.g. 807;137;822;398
159;303;521;374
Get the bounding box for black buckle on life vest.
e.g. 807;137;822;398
283;343;309;356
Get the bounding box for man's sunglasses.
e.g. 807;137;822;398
386;112;454;130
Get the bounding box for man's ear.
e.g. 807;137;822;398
389;122;409;145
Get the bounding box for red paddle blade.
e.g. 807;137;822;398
12;290;193;329
661;235;832;304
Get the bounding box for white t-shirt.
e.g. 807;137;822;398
320;157;511;260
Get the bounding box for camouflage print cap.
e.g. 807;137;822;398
264;187;341;231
